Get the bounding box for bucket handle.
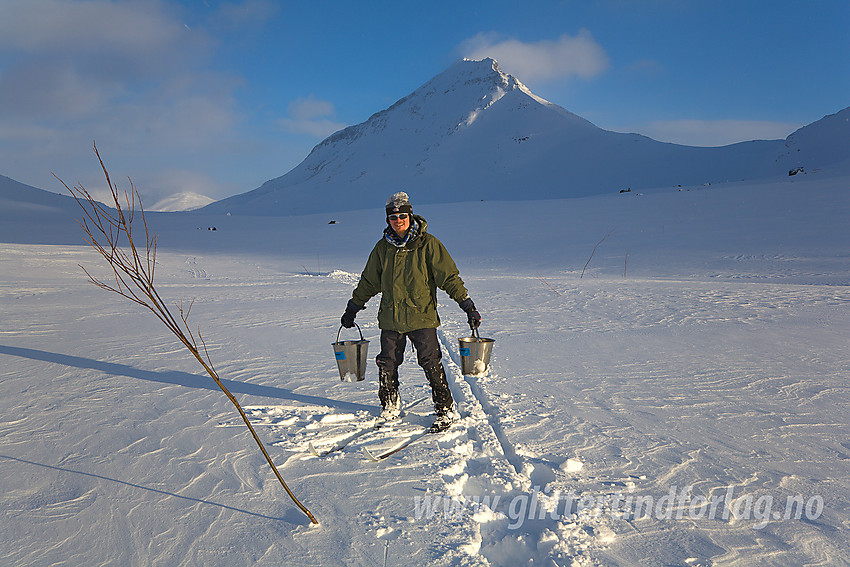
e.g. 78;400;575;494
336;323;365;343
470;325;481;339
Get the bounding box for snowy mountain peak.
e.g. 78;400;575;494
200;59;847;217
405;57;559;125
202;58;607;215
149;191;215;212
311;57;555;154
457;57;543;102
431;57;511;94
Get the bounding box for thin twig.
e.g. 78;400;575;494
536;272;562;296
53;142;318;525
580;230;614;279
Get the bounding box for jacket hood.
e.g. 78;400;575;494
411;214;428;234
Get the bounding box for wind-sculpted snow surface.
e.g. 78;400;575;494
1;171;849;565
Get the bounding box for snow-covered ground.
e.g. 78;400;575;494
2;169;849;566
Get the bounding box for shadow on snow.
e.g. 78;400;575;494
0;344;372;413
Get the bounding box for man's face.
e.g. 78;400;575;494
388;213;410;236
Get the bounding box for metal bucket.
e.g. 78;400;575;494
332;324;369;382
458;327;495;376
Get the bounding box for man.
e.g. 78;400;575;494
340;192;482;432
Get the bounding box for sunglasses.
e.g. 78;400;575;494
387;213;409;221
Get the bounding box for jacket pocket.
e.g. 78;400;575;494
407;289;433;310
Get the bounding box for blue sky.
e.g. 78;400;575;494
1;0;848;203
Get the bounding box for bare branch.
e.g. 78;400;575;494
536;272;562;296
54;143;318;525
580;230;615;279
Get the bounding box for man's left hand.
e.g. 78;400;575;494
459;298;482;329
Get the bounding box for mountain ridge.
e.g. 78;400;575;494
2;59;848;217
201;58;848;216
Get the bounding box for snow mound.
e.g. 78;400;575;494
149;191;215;212
328;269;360;286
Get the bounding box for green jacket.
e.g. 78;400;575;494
351;215;469;333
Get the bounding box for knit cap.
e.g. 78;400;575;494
385;192;413;216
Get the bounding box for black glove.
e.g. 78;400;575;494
340;300;363;328
458;298;481;329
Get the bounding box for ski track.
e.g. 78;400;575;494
231;320;613;565
434;328;613;566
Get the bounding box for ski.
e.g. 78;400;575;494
361;428;434;461
307;396;428;457
308;424;379;457
361;412;461;461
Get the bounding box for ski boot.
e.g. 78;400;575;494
430;407;454;433
425;363;455;432
378;366;402;421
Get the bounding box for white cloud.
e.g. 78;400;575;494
0;0;252;201
278;95;348;138
0;63;108;119
638;119;800;147
460;30;610;82
289;96;336;121
0;0;206;76
0;0;223;122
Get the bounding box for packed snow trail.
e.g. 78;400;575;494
427;328;613;565
233;318;615;565
439;328;526;478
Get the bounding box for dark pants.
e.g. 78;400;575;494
376;328;442;372
375;328;452;411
